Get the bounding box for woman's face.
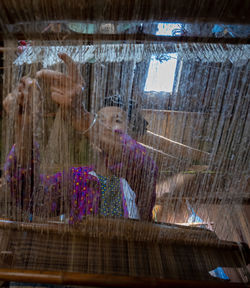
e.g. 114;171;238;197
97;106;127;132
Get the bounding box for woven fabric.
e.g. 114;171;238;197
1;226;244;281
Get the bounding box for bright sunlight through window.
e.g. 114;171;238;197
144;23;181;92
156;23;183;36
144;53;178;92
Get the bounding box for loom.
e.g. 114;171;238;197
0;1;249;287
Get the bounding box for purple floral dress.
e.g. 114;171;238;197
4;132;157;222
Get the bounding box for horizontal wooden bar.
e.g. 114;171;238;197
0;33;249;44
156;196;250;205
0;268;248;287
138;130;210;164
0;218;248;255
0;0;249;24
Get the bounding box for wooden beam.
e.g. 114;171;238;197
0;268;249;287
156;196;250;205
0;0;249;25
0;218;248;252
0;33;249;44
0;47;17;52
138;130;210;164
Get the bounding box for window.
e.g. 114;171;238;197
156;23;183;36
144;23;181;93
144;53;178;92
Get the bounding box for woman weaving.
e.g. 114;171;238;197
3;53;157;223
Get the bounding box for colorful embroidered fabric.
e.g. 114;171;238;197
98;174;123;217
89;171;129;219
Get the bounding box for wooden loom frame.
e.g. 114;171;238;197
0;0;250;287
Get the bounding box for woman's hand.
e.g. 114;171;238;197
3;76;37;115
36;53;85;106
3;77;40;167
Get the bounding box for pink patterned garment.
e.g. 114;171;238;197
110;131;158;220
4;132;157;222
68;167;100;223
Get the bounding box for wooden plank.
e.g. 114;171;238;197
0;0;249;24
138;131;210;164
0;33;249;44
0;268;249;287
